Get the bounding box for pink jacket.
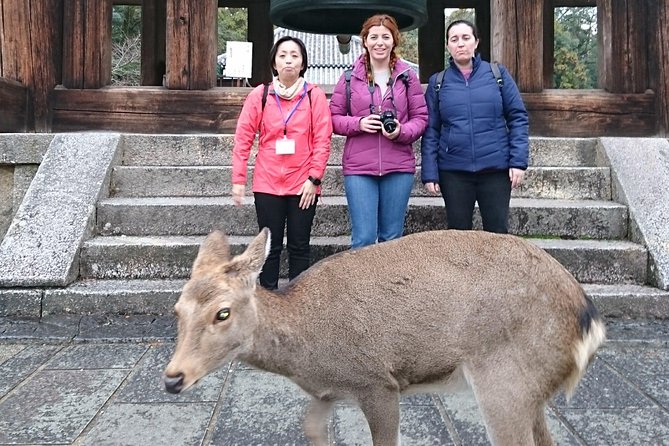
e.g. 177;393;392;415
329;56;428;176
232;83;332;195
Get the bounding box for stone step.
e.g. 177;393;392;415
120;134;599;168
79;235;647;285
96;196;628;239
111;165;611;201
39;279;666;319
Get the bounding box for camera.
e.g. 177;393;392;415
379;110;397;133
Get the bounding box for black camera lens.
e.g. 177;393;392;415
380;111;397;133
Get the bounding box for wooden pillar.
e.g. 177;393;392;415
418;0;445;83
247;0;272;86
0;0;62;131
62;0;112;89
141;0;167;86
490;0;543;92
542;0;554;88
653;0;669;135
165;0;217;90
598;0;649;94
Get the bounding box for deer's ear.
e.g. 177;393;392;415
192;230;231;278
226;228;271;282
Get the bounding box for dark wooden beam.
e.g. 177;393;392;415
50;86;249;133
0;0;62;131
62;0;112;89
165;0;217;89
141;0;167;86
491;0;544;92
598;0;649;93
247;0;272;85
418;0;445;82
552;0;597;7
0;78;30;132
523;89;656;136
49;86;657;137
652;0;669;135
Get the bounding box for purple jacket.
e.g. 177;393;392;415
330;56;428;176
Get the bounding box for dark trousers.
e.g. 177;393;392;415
438;170;512;233
254;192;318;290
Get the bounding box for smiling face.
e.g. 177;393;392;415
447;22;479;67
273;40;304;85
364;24;394;65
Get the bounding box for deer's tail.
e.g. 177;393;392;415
563;296;606;400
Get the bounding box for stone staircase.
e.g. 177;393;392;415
42;134;665;317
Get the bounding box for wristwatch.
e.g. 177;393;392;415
308;176;322;186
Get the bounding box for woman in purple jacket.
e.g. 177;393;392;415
330;14;428;249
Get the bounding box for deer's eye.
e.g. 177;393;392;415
215;308;231;322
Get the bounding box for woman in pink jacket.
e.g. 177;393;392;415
232;36;332;290
329;14;428;249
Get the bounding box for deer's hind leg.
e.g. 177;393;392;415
304;398;334;446
464;358;554;446
357;388;401;446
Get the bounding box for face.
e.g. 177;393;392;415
273;40;303;83
364;25;394;64
447;23;479;65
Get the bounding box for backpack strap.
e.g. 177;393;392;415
491;61;504;88
261;83;269;110
344;68;353;116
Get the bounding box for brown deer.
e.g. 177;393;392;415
163;228;606;446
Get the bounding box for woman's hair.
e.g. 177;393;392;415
446;19;479;41
360;14;402;83
269;36;308;77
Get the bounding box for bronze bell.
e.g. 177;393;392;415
269;0;428;35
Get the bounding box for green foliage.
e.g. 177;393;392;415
553;7;598;88
218;8;248;54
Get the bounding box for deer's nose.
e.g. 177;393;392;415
164;373;185;394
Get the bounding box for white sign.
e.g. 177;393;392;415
224;41;253;79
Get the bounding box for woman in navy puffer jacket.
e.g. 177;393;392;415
421;20;528;234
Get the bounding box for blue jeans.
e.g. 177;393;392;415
344;173;414;249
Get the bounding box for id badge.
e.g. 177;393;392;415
275;137;296;155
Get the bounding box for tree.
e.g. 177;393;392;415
111;6;142;86
553;7;598;88
218;8;248;54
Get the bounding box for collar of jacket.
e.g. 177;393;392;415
448;52;482;73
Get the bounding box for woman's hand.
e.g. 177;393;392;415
509;168;525;189
232;184;245;206
381;119;401;140
424;182;441;195
299;180;318;209
359;114;382;133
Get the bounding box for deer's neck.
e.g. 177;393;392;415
240;286;310;376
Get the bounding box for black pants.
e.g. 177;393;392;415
254;192;318;290
438;170;511;233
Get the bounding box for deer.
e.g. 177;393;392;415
163;228;606;446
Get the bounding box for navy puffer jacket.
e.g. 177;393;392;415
420;54;529;183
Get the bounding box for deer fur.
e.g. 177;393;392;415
164;228;606;446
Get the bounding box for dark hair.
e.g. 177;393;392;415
269;36;308;77
446;19;479;41
360;14;402;83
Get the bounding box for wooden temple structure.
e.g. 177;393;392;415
1;0;668;137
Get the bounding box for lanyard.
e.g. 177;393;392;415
274;83;308;136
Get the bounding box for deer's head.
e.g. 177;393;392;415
163;228;270;394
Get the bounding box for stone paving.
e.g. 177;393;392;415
1;316;669;445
